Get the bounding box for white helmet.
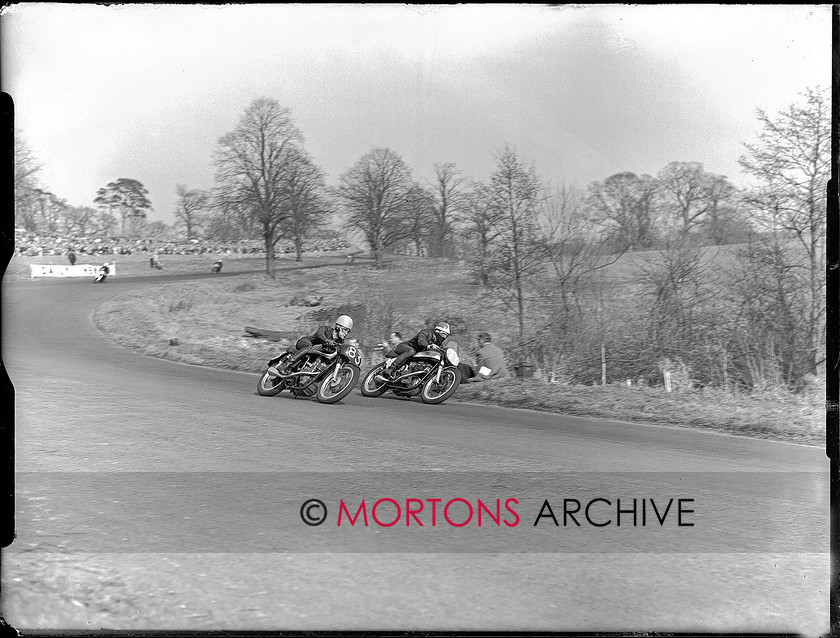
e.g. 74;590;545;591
335;315;354;331
434;322;451;337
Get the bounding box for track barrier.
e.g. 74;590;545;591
30;263;116;278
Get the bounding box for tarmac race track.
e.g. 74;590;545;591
1;270;830;633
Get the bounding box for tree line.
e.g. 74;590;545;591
13;87;828;392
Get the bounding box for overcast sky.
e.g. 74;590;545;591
1;3;832;224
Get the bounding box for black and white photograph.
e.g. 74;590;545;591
1;3;833;634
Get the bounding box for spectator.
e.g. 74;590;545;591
378;331;402;355
380;322;450;380
468;331;508;382
67;249;76;266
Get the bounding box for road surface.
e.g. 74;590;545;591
1;271;829;633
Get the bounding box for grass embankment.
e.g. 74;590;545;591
80;253;826;446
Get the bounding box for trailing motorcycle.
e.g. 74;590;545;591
360;345;462;405
256;341;362;404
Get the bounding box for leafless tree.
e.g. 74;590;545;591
586;172;658;250
463;180;504;285
727;231;812;389
537;185;627;340
214;97;304;277
738;86;829;377
483;145;544;339
657;162;736;237
173;184;210;239
636;234;717;384
399;184;436;257
14;132;43;230
64;205;100;235
279;146;331;262
14;131;41;188
336;147;416;269
427;162;468;258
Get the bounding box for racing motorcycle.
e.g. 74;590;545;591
360;345;461;405
93;265;110;283
256;341;362;404
211;260;223;274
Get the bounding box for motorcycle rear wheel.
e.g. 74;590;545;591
257;369;285;396
420;366;461;404
360;363;388;397
317;365;360;404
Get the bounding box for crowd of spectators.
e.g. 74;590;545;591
13;229;351;258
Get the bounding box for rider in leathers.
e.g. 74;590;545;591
278;315;354;372
380;322;450;380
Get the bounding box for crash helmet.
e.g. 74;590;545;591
434;322;451;338
335;315;354;335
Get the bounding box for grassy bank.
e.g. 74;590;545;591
79;253;825;446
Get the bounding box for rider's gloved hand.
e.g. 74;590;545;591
324;339;337;347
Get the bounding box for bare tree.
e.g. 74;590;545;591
738;86;829;377
586;172;658;250
14;132;42;188
401;183;437;257
427;162;468;258
336;147;415;269
280;146;331;262
463;181;504;285
214;98;304;277
657;162;736;238
32;188;66;234
636;234;718;385
700;175;745;245
14;132;44;231
537;185;626;338
483;145;544;339
204;187;258;241
64;205;100;235
173;184;210;239
727;231;812;389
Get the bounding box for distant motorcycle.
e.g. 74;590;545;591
211;260;223;274
256;342;362;404
360;345;461;404
93;264;110;283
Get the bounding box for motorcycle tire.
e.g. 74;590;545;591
316;365;360;404
360;363;388;397
257;369;285;396
420;366;461;405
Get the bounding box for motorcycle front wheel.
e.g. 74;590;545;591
257;369;285;396
316;365;360;404
360;363;388;397
420;366;461;404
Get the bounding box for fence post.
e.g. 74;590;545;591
601;343;606;385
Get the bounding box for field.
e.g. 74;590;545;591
5;250;825;445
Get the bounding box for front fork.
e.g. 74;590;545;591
434;364;442;384
331;362;342;383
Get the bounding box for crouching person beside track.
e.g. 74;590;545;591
465;331;508;383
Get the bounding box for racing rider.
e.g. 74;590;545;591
274;315;354;373
379;321;451;381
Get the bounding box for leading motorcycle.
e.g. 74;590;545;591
256;341;362;404
360;345;461;405
93;265;110;283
